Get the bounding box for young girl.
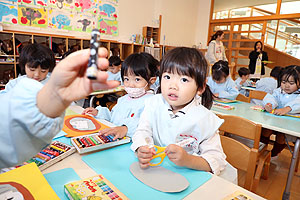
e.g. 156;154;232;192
207;60;239;100
262;65;300;157
82;52;157;139
131;47;227;175
206;30;228;65
2;43;55;92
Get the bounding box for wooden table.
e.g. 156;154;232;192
212;101;300;200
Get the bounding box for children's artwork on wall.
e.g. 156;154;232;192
74;0;97;13
18;0;48;7
48;8;72;30
0;1;18;24
98;1;118;36
18;5;47;27
48;0;74;10
74;13;96;32
0;0;119;37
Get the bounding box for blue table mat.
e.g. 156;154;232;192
44;168;80;200
82;143;212;200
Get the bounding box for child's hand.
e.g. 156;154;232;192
214;93;219;98
165;144;189;167
37;48;120;118
137;146;156;169
265;103;273;113
82;107;98;116
273;107;292;115
99;126;128;140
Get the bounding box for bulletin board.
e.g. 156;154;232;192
0;0;118;36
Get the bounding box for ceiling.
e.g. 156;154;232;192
213;0;297;12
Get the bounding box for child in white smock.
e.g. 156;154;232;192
82;53;158;139
131;47;227;175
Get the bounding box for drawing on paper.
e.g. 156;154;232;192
49;0;74;10
18;5;47;27
48;8;72;30
74;0;97;13
0;2;18;24
98;1;118;36
75;14;96;32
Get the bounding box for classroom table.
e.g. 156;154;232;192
42;105;265;200
211;101;300;200
89;86;125;107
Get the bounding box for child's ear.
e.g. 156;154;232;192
149;77;157;85
197;83;206;96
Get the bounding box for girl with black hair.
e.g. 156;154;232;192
82;52;157;139
262;65;300;157
207;60;239;100
131;47;227;175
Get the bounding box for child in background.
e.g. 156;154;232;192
132;47;227;175
262;65;300;157
107;55;122;84
0;47;118;168
82;52;158;139
2;43;55;92
251;66;282;105
256;66;282;94
207;60;239;100
235;67;252;96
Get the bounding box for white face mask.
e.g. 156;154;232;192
125;83;148;98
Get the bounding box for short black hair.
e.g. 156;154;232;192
270;66;282;79
108;55;121;66
238;67;250;77
254;41;263;51
19;43;55;74
121;52;158;82
212;60;229;81
160;47;214;109
280;65;300;88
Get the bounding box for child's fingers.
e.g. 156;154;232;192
99;128;111;135
139;162;150;169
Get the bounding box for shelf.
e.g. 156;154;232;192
1;30;163;79
0;62;14;64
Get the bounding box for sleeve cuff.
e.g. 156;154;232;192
201;154;226;175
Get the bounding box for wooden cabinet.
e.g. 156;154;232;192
143;26;160;44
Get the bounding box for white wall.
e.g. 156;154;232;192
118;0;211;47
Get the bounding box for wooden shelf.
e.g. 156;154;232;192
1;30;163;79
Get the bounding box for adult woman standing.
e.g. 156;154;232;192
206;30;228;65
248;41;268;81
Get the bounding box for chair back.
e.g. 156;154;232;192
218;114;262;149
249;90;267;101
236;94;250;103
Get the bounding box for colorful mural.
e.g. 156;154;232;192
0;1;18;24
0;0;119;36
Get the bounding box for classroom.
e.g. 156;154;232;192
0;0;300;200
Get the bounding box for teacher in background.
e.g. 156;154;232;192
206;30;228;65
248;41;268;81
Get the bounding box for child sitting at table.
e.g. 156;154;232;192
107;55;122;84
256;66;282;94
235;67;252;96
207;60;239;100
2;43;55;92
82;52;158;139
131;47;227;175
262;65;300;157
